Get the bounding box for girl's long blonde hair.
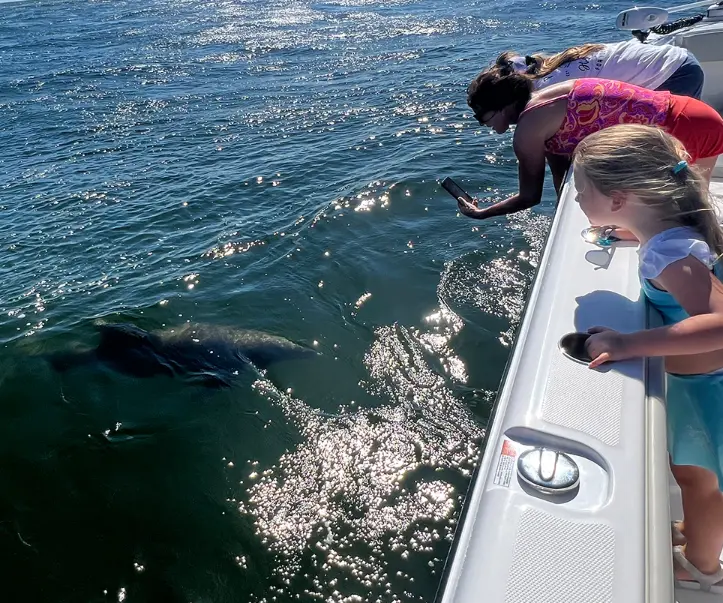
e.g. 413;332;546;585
573;125;723;256
496;44;605;78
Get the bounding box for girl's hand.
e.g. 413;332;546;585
585;326;633;369
582;225;620;247
587;225;638;243
457;197;487;219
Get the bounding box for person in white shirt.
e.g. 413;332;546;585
499;39;703;98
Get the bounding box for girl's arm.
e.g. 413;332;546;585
586;256;723;367
458;122;548;220
585;225;638;243
625;256;723;356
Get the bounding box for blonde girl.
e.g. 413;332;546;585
574;124;723;593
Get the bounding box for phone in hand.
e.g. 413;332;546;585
441;177;475;204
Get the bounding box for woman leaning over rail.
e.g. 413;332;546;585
499;38;703;99
457;70;723;221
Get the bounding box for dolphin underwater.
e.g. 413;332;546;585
48;322;317;387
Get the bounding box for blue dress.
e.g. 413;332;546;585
641;260;723;488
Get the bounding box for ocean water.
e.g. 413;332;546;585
0;0;634;601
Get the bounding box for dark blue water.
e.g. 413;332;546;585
0;0;634;601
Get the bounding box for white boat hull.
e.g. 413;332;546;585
438;9;723;603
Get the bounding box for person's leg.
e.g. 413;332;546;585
656;54;705;99
671;463;723;578
545;152;571;197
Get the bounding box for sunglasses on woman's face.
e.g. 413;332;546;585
473;110;496;125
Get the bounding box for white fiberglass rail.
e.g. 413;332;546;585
436;170;671;603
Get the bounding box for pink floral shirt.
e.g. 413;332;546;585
544;78;671;155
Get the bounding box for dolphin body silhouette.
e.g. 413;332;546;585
48;323;317;387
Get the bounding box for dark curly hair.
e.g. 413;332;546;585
466;69;533;119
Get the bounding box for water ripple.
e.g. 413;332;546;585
0;0;613;599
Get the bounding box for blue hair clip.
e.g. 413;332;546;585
672;160;688;175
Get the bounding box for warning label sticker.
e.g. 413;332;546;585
493;439;519;487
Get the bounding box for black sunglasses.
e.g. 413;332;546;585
472;109;495;125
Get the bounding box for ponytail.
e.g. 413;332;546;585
672;163;723;257
496;44;606;81
534;43;605;78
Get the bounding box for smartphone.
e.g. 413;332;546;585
441;177;475;204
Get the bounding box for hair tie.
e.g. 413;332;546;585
672;160;688;175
